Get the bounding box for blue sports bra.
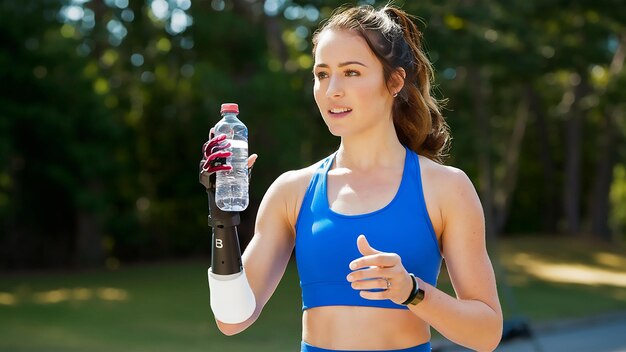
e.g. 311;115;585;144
295;146;442;310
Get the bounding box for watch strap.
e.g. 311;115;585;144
401;273;424;306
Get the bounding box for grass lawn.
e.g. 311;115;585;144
1;235;625;351
494;236;626;321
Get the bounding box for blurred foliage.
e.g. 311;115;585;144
0;0;624;269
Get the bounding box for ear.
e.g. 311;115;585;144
389;67;406;96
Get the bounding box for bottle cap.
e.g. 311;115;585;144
220;103;239;114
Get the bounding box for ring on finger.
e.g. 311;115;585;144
384;278;391;289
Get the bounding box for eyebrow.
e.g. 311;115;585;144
314;61;368;69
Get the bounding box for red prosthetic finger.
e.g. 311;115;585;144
202;141;211;156
207;134;228;149
202;156;232;171
203;133;226;150
210;142;230;156
209;133;227;144
205;165;232;173
207;150;232;163
200;133;236;175
201;158;233;172
202;150;233;172
204;140;231;159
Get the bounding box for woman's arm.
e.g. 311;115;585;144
347;165;502;351
411;167;502;351
215;170;300;335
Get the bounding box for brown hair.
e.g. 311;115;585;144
312;4;450;163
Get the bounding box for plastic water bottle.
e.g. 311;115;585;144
214;103;249;211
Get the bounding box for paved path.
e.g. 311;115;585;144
433;314;626;352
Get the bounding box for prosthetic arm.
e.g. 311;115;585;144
201;133;256;324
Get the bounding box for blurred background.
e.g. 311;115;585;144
0;0;625;351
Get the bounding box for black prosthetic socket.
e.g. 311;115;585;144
207;186;243;276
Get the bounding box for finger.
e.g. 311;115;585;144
350;278;389;291
202;159;232;172
201;159;210;171
207;134;228;149
347;266;387;282
205;165;232;173
205;141;230;158
357;235;381;257
350;253;398;271
359;290;389;301
350;236;393;270
208;133;227;145
247;153;258;169
210;143;231;157
202;156;232;171
207;150;232;162
202;141;210;156
203;137;229;157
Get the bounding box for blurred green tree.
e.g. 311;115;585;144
1;0;624;269
0;0;122;267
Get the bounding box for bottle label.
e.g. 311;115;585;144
228;139;248;148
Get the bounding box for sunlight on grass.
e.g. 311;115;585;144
511;253;626;288
0;292;16;305
594;252;626;270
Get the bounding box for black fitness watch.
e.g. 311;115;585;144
402;273;425;306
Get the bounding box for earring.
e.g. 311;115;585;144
393;92;398;98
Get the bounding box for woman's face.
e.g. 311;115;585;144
313;29;394;138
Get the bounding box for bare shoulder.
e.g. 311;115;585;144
419;155;469;181
418;156;481;239
259;158;327;231
419;156;476;199
267;159;322;197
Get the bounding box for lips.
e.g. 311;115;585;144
328;107;352;117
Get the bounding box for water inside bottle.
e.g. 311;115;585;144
215;139;249;211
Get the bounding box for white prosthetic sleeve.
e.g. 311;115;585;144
208;268;256;324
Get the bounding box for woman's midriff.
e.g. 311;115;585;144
302;306;431;350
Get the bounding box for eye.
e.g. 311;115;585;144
345;69;360;77
315;71;329;80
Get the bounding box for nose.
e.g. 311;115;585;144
326;75;344;98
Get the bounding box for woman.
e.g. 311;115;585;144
201;4;502;352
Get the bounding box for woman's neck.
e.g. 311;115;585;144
335;128;405;171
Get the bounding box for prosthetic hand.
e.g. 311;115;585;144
200;131;256;324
